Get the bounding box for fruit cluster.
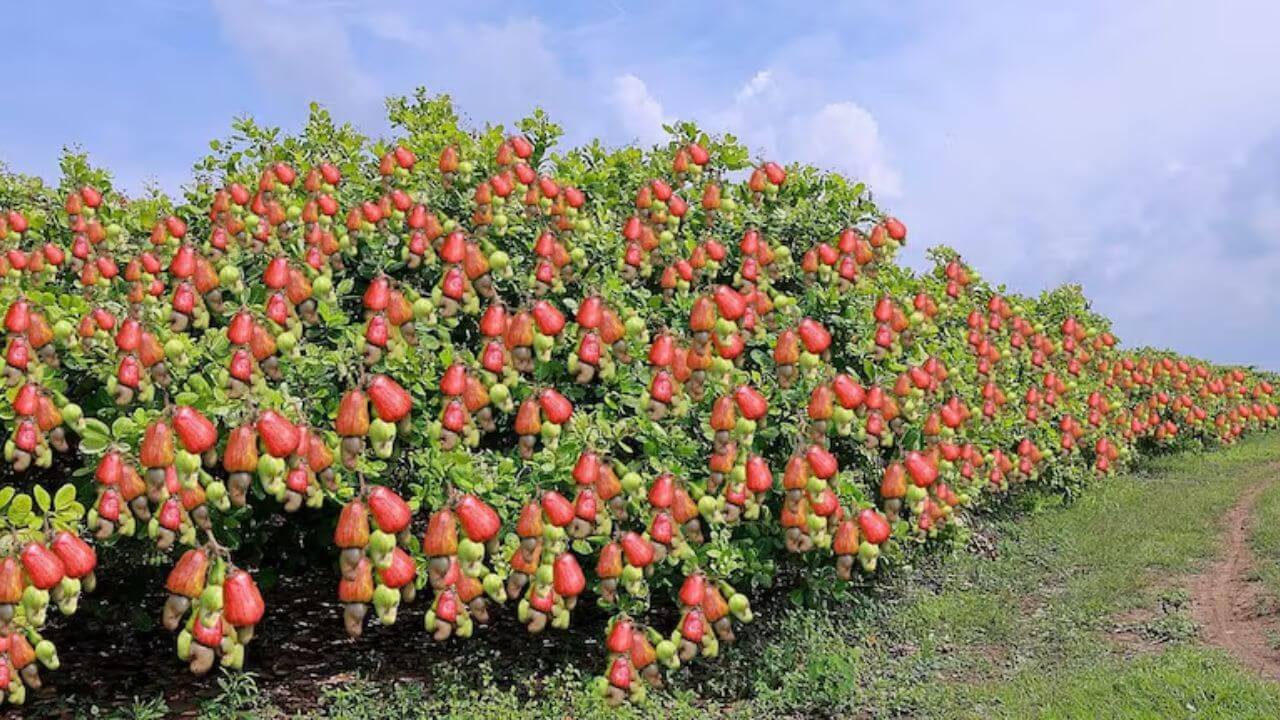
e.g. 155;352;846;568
0;93;1274;707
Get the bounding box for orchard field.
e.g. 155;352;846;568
0;91;1275;716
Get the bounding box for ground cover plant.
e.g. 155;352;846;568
0;90;1275;709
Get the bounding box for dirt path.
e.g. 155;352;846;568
1189;477;1280;679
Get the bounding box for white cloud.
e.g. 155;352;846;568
735;71;775;102
794;102;903;198
707;69;904;197
860;0;1280;367
210;4;906;205
357;11;578;133
611;74;670;146
210;0;382;122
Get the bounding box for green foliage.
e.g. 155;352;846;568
106;433;1278;718
0;87;1275;711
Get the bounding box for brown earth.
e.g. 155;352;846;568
1189;478;1280;679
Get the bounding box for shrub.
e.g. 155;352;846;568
0;90;1274;707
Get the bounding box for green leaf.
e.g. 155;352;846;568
54;484;76;511
33;485;51;514
0;487;13;511
56;502;85;525
8;495;32;525
902;428;923;452
79;418;111;454
79;434;109;454
111;417;136;439
188;374;210;394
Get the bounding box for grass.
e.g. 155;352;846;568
51;432;1280;719
915;432;1280;719
901;427;1280;712
1251;466;1280;600
693;432;1280;719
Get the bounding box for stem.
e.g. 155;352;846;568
204;528;230;559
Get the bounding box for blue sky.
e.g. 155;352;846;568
3;1;1278;369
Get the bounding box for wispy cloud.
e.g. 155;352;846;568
631;67;903;197
735;71;775;103
611;74;671;146
862;0;1280;367
795;102;902;198
211;0;383;123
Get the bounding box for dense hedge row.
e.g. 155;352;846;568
0;91;1274;706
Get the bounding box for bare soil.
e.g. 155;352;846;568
10;557;806;718
1189;477;1280;680
9;566;614;718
